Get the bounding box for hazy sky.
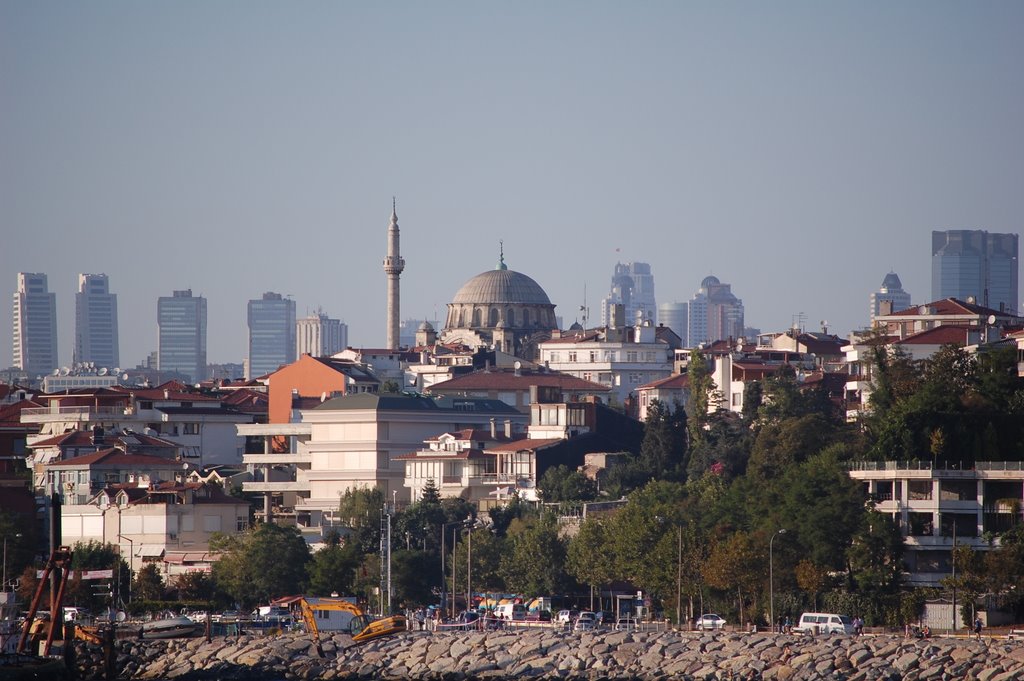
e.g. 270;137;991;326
3;2;1022;369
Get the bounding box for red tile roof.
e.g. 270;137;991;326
427;368;610;393
394;448;491;461
485;438;565;452
889;297;1020;319
0;399;45;425
894;325;978;346
637;374;690;390
47;448;180;467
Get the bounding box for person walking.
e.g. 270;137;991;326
974;616;983;640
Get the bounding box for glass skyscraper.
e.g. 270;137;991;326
932;230;1019;313
75;273;119;368
247;292;296;378
600;261;657;328
13;272;58;378
158;289;207;383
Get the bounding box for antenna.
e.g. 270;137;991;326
579;283;589;330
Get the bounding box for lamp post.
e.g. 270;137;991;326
117;534;134;603
440;521;462;619
769;529;786;633
3;533;23;591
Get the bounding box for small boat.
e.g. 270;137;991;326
140;616;201;640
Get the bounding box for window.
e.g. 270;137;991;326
629;372;642;384
582;372;593;382
550;352;560;362
603;351;616;362
589;351;597;362
236;517;248;532
139;401;153;410
908;480;931;501
626;352;638;362
568;352;577;362
183;423;199;435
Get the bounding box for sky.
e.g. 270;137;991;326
2;2;1023;369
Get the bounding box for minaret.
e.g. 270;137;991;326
383;198;405;350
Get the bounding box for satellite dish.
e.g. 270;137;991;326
513;361;522;370
52;369;60;376
116;611;127;623
59;367;70;376
987;314;997;325
121;373;129;381
98;367;108;376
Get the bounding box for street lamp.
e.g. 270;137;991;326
3;533;23;591
117;534;134;603
440;521;463;619
770;529;786;633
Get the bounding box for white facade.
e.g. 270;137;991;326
849;461;1024;587
538;326;672;407
297;312;348;357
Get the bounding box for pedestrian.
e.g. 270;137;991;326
776;616;783;634
974;616;983;640
784;616;791;634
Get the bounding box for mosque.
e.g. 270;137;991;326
384;208;557;359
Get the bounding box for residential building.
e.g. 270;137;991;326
296;310;348;357
43;447;187;505
61;480;249;574
849;461;1024;587
635;374;689;422
265;355;379;428
600;262;657;328
658;302;688;347
27;428;180;490
157;289;207;383
869;272;912;326
42;365;122;393
687;275;745;346
240;393;527;526
537;322;677;409
873;297;1020;343
247;292;296;379
396;425;518;503
13;273;58;378
75;274;119;368
425;366;611;413
932;230;1019;314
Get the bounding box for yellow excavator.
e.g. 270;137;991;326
297;597;406;655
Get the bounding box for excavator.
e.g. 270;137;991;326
297;597;406;655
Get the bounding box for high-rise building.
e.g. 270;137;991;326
869;272;912;325
296;310;347;357
247;292;296;379
13;272;58;377
688;275;744;346
157;289;207;383
75;273;119;368
658;301;688;347
932;230;1019;313
383;200;405;350
600;262;657;327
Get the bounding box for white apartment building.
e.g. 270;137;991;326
849;461;1024;587
240;393;527;527
538;324;674;408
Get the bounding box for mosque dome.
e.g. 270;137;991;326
451;268;553;306
417;320;435;332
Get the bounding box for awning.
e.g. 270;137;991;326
163;551;220;565
140;546;165;558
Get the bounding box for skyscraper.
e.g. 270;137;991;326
658;301;688;347
932;230;1019;313
869;272;912;325
600;262;657;327
75;273;119;368
688;275;744;346
297;310;348;357
13;272;58;377
246;292;296;378
157;289;207;383
383;200;405;350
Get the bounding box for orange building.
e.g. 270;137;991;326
267;355;379;426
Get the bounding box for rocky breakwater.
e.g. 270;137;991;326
82;629;1024;681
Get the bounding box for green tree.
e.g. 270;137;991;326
307;539;361;596
65;541;131;612
686;350;714;446
847;508;904;593
567;518;614;607
172;572;215;602
639;399;687;480
211;523;310;607
392;549;438;607
538;465;598;502
337;487;386;554
133;564;165;601
500;514;571;595
702;531;763;626
794;560;830;611
0;511;39;586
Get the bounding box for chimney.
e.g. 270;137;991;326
504;419;512;438
164;389;170;399
490;418;496;439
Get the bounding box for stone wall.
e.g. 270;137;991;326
75;628;1024;681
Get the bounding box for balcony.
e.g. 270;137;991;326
242;453;312;465
21;405;129;423
243;481;310;493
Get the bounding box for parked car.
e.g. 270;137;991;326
794;613;854;635
697;614;727;630
594;611;616;626
525;609;552;622
556;609;580;625
574;612;597;631
614;617;635;631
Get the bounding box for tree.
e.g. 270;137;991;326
0;511;39;586
211;523;310;607
639;399;687;480
337;487;386;554
307;540;361;596
686;350;715;446
794;560;830;611
500;514;571;596
172;572;215;602
392;549;439;607
702;531;763;626
847;508;904;594
133;564;165;601
538;465;598;502
567;518;614;608
65;541;130;612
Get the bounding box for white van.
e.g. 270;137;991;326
493;603;526;621
795;612;855;635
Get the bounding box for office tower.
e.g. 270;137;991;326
688;275;744;346
658;301;688;347
157;289;207;383
869;272;912;325
600;262;657;327
297;310;348;357
383;200;405;350
13;272;58;377
247;292;296;378
75;273;119;368
932;230;1019;313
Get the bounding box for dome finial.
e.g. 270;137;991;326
496;240;507;270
